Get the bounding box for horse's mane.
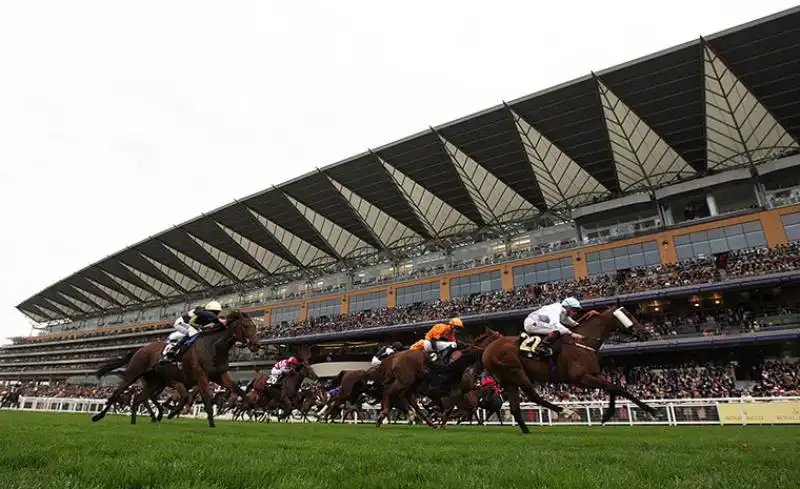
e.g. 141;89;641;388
224;309;247;323
428;349;482;383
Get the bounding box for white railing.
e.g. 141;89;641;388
4;396;800;426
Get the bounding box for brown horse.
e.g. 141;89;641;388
91;309;261;428
259;363;319;421
482;304;658;434
321;368;380;422
373;328;501;428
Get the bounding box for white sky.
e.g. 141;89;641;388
0;0;796;342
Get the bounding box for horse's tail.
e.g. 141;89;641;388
327;370;346;389
95;350;136;378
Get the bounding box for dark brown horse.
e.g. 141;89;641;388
373;328;501;428
258;363;319;421
321;368;379;422
91;309;260;428
482;304;658;434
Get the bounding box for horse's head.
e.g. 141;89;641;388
222;309;261;352
576;302;649;343
601;304;649;341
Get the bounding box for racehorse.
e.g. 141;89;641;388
0;390;20;409
91;309;260;428
255;362;319;421
454;383;504;425
321;369;380;423
430;329;502;428
372;328;500;428
482;303;658;434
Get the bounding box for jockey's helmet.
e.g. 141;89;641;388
561;297;582;310
288;356;298;364
391;341;403;350
205;300;223;313
448;317;464;328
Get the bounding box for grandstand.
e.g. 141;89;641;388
3;7;800;398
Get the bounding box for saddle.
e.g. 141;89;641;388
518;333;561;359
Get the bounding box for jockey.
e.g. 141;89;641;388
371;341;403;367
423;317;464;364
269;356;299;384
409;339;425;351
161;300;225;362
480;377;502;395
523;297;585;353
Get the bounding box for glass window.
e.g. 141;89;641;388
512;258;574;287
745;230;766;248
349;291;388;313
781;212;800;226
307;298;339;319
741;221;762;233
450;270;501;298
585;241;659;276
782;213;800;242
270;305;300;325
396;282;440;306
676;244;694;261
674;222;767;260
673;234;691;246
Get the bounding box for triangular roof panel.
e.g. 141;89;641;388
439;134;539;225
328;176;424;249
285;194;377;259
218;222;297;274
598;79;694;191
512;109;610;208
703;43;798;169
248;208;335;267
162;243;230;287
380;157;477;237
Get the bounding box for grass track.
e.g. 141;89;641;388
0;411;798;489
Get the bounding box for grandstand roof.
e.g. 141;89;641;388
17;7;800;323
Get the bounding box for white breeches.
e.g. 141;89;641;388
167;331;184;343
371;357;382;367
173;318;199;337
423;340;456;352
523;316;570;336
271;366;289;377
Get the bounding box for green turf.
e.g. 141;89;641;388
0;412;797;489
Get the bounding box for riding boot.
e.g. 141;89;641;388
440;347;455;365
538;331;561;356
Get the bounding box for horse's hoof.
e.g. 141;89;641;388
91;414;102;423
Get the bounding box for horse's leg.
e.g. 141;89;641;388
581;374;658;418
510;371;564;415
130;381;157;424
602;392;617;425
196;376;216;428
168;385;193;420
503;387;531;434
92;373;142;423
218;372;254;410
375;380;398;427
404;392;436;428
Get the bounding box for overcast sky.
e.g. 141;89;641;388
0;1;796;342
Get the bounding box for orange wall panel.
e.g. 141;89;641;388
760;211;789;247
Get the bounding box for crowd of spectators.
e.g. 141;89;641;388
4;360;797;401
263;243;800;339
536;360;800;401
3;243;800;375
